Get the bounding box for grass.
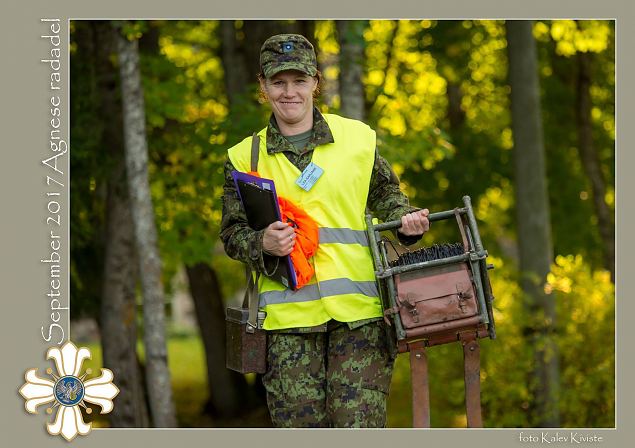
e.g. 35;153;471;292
80;336;214;428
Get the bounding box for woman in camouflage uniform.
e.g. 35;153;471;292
220;33;430;427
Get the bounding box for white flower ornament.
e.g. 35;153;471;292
19;341;119;441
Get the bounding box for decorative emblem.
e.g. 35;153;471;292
55;376;85;406
19;341;119;441
282;42;294;53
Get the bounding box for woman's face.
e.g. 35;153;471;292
260;70;318;131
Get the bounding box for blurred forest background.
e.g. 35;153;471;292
69;20;615;428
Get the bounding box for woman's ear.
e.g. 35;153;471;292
258;78;269;103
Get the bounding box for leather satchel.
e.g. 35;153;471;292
225;268;267;374
395;263;480;339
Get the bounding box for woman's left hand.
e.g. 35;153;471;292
398;209;430;236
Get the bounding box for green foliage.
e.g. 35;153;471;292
141;21;222;277
142;21;269;288
119;21;149;41
550;255;615;427
363;20;455;178
536;20;615;269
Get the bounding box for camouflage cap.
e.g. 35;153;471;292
260;34;318;78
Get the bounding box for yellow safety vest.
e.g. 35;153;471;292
228;114;382;330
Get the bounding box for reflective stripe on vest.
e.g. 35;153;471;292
319;227;369;246
228;113;381;330
260;279;379;305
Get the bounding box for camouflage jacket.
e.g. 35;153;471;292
220;108;420;332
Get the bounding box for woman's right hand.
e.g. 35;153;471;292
263;221;296;256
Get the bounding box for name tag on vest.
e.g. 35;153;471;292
295;162;324;191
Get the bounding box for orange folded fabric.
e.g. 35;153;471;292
277;196;319;289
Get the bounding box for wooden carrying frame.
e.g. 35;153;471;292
365;196;496;428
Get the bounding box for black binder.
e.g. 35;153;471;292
232;171;297;290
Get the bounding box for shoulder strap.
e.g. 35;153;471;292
245;133;262;331
250;133;260;173
243;265;261;332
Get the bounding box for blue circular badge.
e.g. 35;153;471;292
54;376;85;406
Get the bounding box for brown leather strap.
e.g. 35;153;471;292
462;338;483;427
383;307;398;326
250;133;260;173
409;340;430;428
454;208;469;252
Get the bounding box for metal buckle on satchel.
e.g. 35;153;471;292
246;311;267;333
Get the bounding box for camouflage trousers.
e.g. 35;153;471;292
262;321;394;428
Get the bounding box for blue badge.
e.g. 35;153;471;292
282;42;294;53
295;162;324;191
54;376;85;406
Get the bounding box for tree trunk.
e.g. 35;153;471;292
447;82;465;130
220;21;249;104
100;159;151;427
93;21;150;428
336;20;366;120
114;22;177;427
575;50;615;282
185;263;248;417
298;21;316;47
506;20;560;427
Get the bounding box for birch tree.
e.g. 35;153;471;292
114;21;177;427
